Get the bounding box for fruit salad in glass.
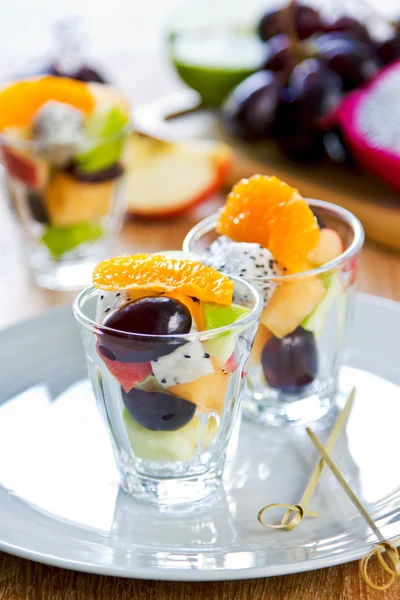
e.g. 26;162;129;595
183;175;364;426
0;76;130;290
73;253;262;504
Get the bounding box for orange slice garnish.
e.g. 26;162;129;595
217;175;320;271
92;254;234;305
0;76;95;130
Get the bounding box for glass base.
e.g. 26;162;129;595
119;464;223;505
28;244;109;291
243;370;336;427
31;259;100;291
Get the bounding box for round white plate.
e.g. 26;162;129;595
0;294;399;581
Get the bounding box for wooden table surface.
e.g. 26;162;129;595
1;189;400;600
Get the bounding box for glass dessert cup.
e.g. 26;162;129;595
183;199;365;427
73;277;262;505
0;77;130;291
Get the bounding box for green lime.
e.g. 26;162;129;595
171;31;264;106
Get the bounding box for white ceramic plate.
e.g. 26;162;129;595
0;294;399;581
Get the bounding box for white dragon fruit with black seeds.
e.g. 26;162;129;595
151;338;214;388
33;100;84;164
202;236;281;305
96;290;130;322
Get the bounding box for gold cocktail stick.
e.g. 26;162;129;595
258;388;355;531
307;428;400;591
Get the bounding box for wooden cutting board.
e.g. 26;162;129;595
133;89;400;251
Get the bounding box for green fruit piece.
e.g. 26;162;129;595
76;106;128;173
171;31;264;106
202;302;251;361
123;409;218;462
42;221;103;258
301;273;342;337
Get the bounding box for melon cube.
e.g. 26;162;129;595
261;278;326;338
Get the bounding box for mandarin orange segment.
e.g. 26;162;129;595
0;76;95;130
217;175;320;271
92;254;234;305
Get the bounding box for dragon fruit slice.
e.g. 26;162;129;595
202;236;281;305
96;290;130;322
33;101;84;164
151;338;214;388
335;60;400;192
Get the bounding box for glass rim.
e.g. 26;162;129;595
182;199;365;283
72;275;263;341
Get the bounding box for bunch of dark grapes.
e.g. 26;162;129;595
222;1;399;163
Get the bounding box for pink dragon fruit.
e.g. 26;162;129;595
334;59;400;192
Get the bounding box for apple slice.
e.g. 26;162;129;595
308;229;344;266
97;342;152;392
302;273;342;337
1;145;48;189
123;134;233;217
261;278;327;339
75;105;128;173
202;302;251;361
123;409;217;462
42;221;103;258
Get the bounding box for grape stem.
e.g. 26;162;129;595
280;0;303;66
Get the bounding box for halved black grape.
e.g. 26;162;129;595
99;297;192;363
324;126;356;167
258;4;323;42
47;63;106;83
317;38;379;91
327;16;371;43
261;327;318;392
74;65;106;83
65;162;124;183
377;35;400;65
258;8;284;42
273;59;342;162
263;35;291;72
27;189;49;224
122;386;196;431
222;71;282;142
295;4;324;40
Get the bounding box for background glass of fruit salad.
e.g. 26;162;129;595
73;255;262;505
0;76;130;290
184;177;365;427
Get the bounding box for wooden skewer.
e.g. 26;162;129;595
258;389;355;531
306;428;400;591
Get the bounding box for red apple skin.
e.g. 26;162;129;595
97;343;153;392
126;150;233;219
223;353;237;374
308;228;344;266
1;146;47;189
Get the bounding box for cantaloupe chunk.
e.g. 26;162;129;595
169;359;230;415
261;278;326;339
45;172;113;227
249;325;273;367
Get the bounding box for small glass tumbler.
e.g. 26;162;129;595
0;129;128;291
183;200;365;427
73;277;262;505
